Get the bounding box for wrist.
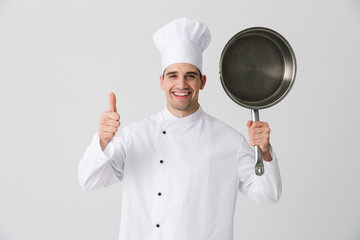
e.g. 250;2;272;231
100;138;110;151
263;151;272;162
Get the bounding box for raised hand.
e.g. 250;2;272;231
98;92;120;151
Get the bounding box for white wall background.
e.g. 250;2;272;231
1;0;359;239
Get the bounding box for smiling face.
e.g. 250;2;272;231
160;63;206;118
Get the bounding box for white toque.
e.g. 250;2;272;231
153;17;211;73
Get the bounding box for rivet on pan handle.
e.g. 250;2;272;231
251;109;264;176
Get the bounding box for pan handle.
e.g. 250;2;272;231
251;109;265;176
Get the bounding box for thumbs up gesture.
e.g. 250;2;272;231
98;92;121;151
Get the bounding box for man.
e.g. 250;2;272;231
79;18;281;240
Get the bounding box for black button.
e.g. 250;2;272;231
158;192;162;196
156;224;160;228
160;160;164;164
162;131;166;134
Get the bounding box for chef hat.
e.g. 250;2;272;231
153;17;211;73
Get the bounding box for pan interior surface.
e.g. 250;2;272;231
220;28;296;109
222;35;284;102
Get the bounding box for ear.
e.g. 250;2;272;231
160;75;164;90
200;75;207;90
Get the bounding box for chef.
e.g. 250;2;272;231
79;17;281;240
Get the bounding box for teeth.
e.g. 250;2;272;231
174;92;189;96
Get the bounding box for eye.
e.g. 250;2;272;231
169;75;177;78
186;74;195;79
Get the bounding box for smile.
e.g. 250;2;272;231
171;91;192;99
173;92;190;96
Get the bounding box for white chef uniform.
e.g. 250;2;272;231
79;106;282;240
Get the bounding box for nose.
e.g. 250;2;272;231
178;76;188;89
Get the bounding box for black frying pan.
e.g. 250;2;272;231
220;27;296;176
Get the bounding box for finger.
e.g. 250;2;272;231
109;92;117;112
249;128;270;135
250;135;268;145
250;121;269;128
99;125;118;133
250;134;269;141
102;111;120;121
249;130;270;141
101;117;121;127
107;119;121;127
246;121;253;128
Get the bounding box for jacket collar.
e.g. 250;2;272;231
162;105;203;123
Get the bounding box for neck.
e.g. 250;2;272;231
166;103;199;118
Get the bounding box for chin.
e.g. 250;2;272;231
171;102;196;112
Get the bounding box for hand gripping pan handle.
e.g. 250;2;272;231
251;109;264;176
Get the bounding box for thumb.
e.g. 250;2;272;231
246;120;253;128
109;92;117;112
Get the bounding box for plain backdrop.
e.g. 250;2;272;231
1;0;360;239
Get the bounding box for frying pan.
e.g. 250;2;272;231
219;27;296;176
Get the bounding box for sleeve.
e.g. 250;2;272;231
78;130;127;191
237;137;282;204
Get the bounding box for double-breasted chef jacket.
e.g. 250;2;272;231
79;106;282;240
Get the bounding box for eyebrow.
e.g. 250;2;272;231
165;71;199;76
186;71;199;76
166;71;178;76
